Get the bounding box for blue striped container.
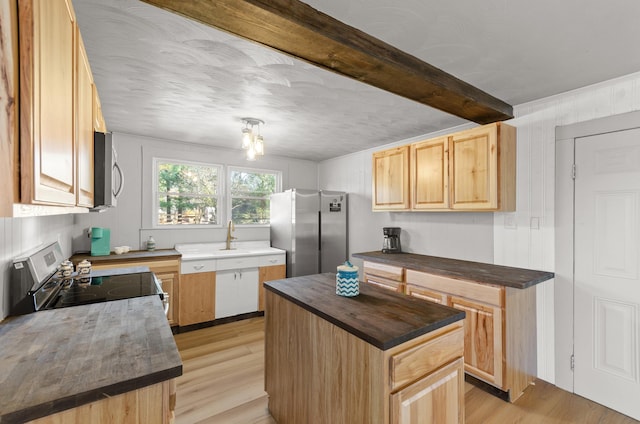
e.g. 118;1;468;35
336;262;359;297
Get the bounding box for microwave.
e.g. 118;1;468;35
92;132;123;211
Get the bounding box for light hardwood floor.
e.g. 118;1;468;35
174;317;639;424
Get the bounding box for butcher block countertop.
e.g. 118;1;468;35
0;296;182;423
264;273;465;350
70;248;181;265
353;251;554;289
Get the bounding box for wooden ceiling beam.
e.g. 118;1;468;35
141;0;513;124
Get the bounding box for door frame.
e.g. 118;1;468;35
554;110;640;392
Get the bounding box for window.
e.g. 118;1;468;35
229;167;281;225
155;159;222;226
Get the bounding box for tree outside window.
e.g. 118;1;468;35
156;160;221;226
229;167;281;225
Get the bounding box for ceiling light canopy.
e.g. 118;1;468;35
241;118;265;161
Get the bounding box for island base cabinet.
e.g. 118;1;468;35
391;358;465;424
27;379;176;424
265;289;464;424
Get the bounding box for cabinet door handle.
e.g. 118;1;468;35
193;265;204;270
269;259;277;263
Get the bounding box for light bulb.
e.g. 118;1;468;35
255;135;264;155
246;145;257;161
241;128;252;150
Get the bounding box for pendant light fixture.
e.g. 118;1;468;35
240;118;265;161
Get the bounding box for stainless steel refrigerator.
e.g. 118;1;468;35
270;189;348;277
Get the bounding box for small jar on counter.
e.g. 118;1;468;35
336;261;359;297
147;236;156;251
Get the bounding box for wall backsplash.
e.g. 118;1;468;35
0;215;75;320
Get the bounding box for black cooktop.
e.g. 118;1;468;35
45;272;162;309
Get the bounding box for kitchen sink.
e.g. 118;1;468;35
215;249;251;255
175;242;285;261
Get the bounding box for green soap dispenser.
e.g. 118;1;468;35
90;227;111;256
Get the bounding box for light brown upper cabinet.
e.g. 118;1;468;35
76;31;94;208
449;123;516;211
0;0;19;216
12;0;106;214
372;146;410;211
374;122;516;212
411;136;449;210
19;0;78;206
93;85;107;132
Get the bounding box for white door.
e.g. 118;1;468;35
215;268;259;319
574;128;640;420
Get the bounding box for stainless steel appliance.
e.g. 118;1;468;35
382;227;402;253
92;132;124;211
270;189;347;277
9;242;167;316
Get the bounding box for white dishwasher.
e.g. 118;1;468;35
215;268;259;319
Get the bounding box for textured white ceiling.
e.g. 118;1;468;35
74;0;640;161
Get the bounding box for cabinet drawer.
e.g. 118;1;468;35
365;275;404;292
363;261;404;281
390;326;464;391
216;254;285;270
405;269;503;307
181;259;217;274
257;254;285;267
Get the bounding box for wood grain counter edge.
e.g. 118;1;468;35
264;275;465;350
353;251;554;289
70;249;181;265
3;367;182;424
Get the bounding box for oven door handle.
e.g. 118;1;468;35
162;292;170;316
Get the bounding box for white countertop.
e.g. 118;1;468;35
175;241;285;261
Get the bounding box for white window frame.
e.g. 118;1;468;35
227;166;282;227
153;157;224;228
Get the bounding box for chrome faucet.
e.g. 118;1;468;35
225;220;237;250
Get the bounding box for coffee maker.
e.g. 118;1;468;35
90;227;111;256
382;227;402;253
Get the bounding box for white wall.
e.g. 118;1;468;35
73;132;319;252
494;72;640;383
319;70;640;384
0;215;75;320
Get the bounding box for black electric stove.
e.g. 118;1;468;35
9;242;166;316
44;272;163;310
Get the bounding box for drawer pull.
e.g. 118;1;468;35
193;264;205;270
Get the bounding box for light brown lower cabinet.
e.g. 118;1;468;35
258;264;285;311
178;271;215;326
28;379;176;424
405;269;535;402
265;289;465;424
391;358;465;424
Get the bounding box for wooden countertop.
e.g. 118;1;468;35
353;251;554;289
0;297;182;423
264;273;465;350
70;248;181;265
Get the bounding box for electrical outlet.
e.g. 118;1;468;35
530;217;540;230
504;214;517;229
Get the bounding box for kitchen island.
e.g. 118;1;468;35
264;273;466;424
0;296;182;423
